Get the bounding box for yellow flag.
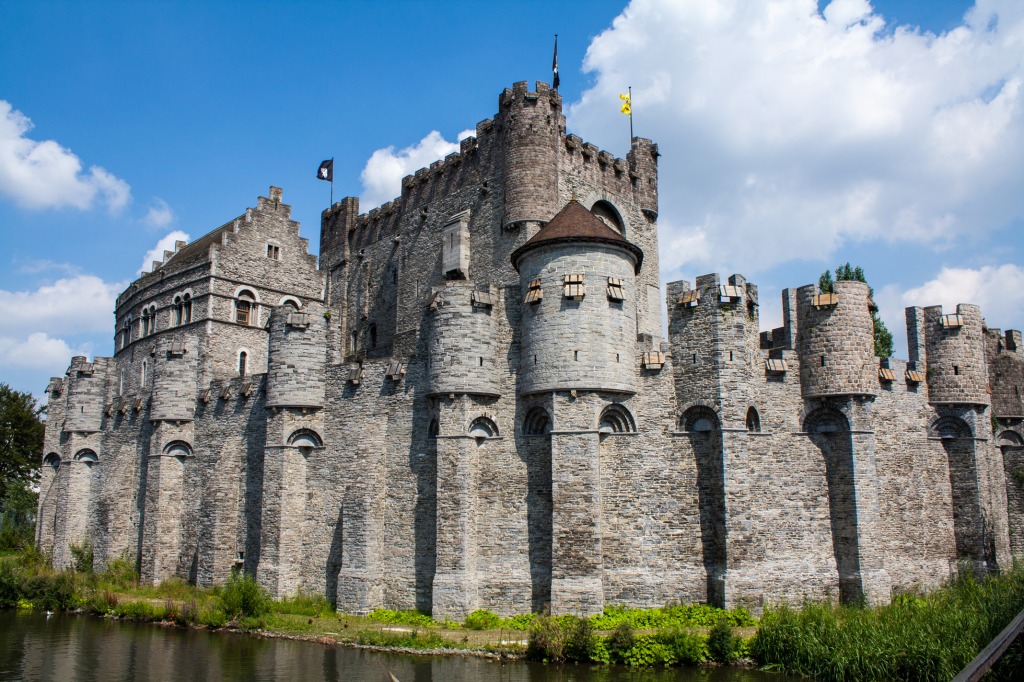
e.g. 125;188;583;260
619;92;631;115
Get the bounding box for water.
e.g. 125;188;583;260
0;610;793;682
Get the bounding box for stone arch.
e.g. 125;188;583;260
234;288;259;326
746;406;762;433
279;296;301;310
74;449;98;463
803;406;850;434
162;441;193;459
998;429;1024;447
468;416;499;440
599;403;636;434
590;200;625;234
44;452;61;469
523;406;552;436
681;405;720;433
931;416;972;439
287;428;323;449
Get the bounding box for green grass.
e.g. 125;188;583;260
751;565;1024;681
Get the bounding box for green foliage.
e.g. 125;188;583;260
819;269;835;294
526;615;598;663
113;599;161;620
0;383;45;502
100;552;138;588
590;603;755;630
606;621;636;663
198;606;228;628
218;572;270;619
499;613;536;630
751;565;1024;680
69;541;94;573
707;619;741;663
366;608;436;626
0;482;38;551
354;628;450;649
463;609;502;630
276;591;332;617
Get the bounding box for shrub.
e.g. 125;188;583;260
607;622;636;663
114;600;160;620
198;607;228;628
526;615;597;663
69;541;94;574
500;613;536;630
707;619;740;663
219;572;270;619
276;591;332;617
101;552;138;587
177;599;199;625
464;609;501;630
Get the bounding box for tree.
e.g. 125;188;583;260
818;263;894;358
0;383;45;549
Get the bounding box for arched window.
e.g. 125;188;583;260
350;330;359;352
803;407;849;434
119;369;125;395
141;308;151;337
238;351;247;377
523;407;552;435
236;290;256;325
182;293;192;323
931;416;972;439
590;200;625;233
600;404;636;434
681;405;719;433
428;419;440;439
746;407;761;433
173;295;183;326
281;297;300;311
998;430;1024;447
74;449;98;464
468;416;499;441
287;429;323;453
44;453;61;470
163;441;193;459
140;359;147;386
369;324;378;349
126;315;133;344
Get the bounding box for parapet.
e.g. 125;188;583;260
909;303;989;406
795;280;876;397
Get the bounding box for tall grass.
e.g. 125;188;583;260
751;566;1024;681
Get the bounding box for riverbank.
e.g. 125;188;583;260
3;548;1023;677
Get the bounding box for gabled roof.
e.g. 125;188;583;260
511;200;644;273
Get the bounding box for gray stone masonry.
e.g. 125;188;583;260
36;80;1021;616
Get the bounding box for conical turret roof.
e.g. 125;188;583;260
510;200;644;273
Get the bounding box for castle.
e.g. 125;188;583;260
35;81;1024;617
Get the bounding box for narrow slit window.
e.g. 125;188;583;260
606;277;625;302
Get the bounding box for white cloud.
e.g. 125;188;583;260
359;129;474;209
0;332;86;370
139;230;190;274
570;0;1024;275
0;275;125;338
142;197;174;228
875;263;1024;357
0;100;131;212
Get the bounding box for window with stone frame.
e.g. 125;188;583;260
267;243;281;260
182;293;192;323
236;290;256;325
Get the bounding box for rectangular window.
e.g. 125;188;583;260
524;279;543;305
236;301;251;325
267;244;280;259
606;277;625;302
564;274;586;300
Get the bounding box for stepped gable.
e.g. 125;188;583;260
510;199;644;273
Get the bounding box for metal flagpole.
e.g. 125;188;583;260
330;158;334;207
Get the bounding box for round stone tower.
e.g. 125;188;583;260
498;81;564;230
427;282;499;397
266;302;326;409
512;200;643;395
921;303;989;405
796;280;876;397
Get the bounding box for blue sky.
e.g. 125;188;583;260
2;0;1021;399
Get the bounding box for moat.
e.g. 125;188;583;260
0;610;796;682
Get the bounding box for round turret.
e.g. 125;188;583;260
151;338;197;421
63;356;105;433
796;280;876;397
427;282;499;397
266;302;326;409
923;304;989;405
513;201;642;395
499;81;564;229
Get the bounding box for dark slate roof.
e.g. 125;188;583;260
511;200;644;273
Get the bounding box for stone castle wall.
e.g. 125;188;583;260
35;80;1022;617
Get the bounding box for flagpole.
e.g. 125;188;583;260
628;86;633;141
330;158;334;208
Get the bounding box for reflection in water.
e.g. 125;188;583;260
0;610;790;682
